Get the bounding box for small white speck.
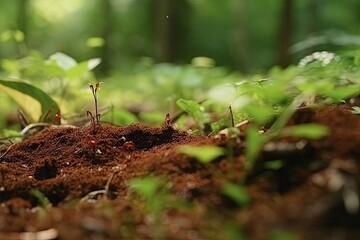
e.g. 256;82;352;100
166;15;169;19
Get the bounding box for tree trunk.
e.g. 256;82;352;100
99;0;112;74
154;0;189;62
277;0;293;68
17;0;28;37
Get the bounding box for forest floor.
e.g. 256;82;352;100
0;104;359;240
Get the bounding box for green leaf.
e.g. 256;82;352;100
101;109;138;126
86;37;105;48
68;58;101;78
320;85;360;102
176;98;205;126
245;126;265;166
280;124;329;139
48;52;77;71
221;182;250;206
178;145;224;164
264;160;284;170
244;104;274;125
270;230;300;240
31;189;51;208
128;177;162;200
0;79;60;123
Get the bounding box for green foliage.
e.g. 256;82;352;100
270;229;301;240
176;98;208;129
178;145;225;164
31;189;51;208
264;160;285;171
31;189;52;220
0;79;60;123
0;50;103;130
221;182;250;207
101;109;138;126
280;124;329;139
127;176;188;214
245;126;265;167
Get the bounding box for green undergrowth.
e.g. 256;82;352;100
1;41;360;239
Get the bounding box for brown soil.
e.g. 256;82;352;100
0;105;360;240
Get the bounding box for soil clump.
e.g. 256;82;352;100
0;105;359;239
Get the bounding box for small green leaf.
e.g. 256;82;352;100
280;124;329;139
67;58;100;78
320;85;360;102
245;126;265;166
270;230;300;240
0;79;60;123
128;177;162;200
178;145;224;164
48;52;77;71
221;182;250;206
101;109;138;126
87;58;102;70
176;98;206;126
86;37;105;48
31;189;51;208
14;30;25;42
244;104;274;125
264;160;284;170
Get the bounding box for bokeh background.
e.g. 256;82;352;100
1;0;360;75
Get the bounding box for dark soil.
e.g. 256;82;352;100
0;105;359;240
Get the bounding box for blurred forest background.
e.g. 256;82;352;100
1;0;360;75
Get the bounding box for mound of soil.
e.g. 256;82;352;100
0;105;360;240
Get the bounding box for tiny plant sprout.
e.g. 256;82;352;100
164;113;173;127
53;110;61;125
89;82;103;125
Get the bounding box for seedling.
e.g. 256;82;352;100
31;189;52;220
53;110;61;125
88;82;103;125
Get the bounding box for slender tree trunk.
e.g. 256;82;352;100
17;0;28;37
154;0;189;62
277;0;294;68
232;0;250;73
99;0;112;74
306;0;317;53
17;0;29;56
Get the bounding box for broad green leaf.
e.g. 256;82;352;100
0;79;60;123
280;124;329;139
178;145;224;164
221;182;250;206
